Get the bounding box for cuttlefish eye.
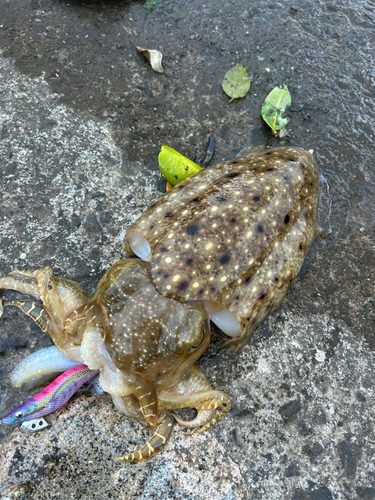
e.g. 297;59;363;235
189;322;206;351
14;411;23;419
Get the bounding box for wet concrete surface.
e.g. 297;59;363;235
0;0;374;498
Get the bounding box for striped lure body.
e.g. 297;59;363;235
1;365;99;424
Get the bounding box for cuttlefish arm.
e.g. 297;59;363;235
115;412;174;463
0;267;90;361
112;366;230;462
158;365;231;432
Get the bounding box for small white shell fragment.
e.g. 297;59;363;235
21;418;49;432
257;358;271;374
136;47;164;73
314;349;326;362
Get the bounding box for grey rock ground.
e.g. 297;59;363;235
0;0;374;498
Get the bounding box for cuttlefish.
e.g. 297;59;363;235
0;146;329;461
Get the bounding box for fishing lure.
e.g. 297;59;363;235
21;418;49;432
1;365;99;424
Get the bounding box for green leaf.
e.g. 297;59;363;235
144;0;163;11
158;146;202;186
261;84;291;134
222;65;252;101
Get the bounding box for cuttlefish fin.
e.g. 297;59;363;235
115;412;174;463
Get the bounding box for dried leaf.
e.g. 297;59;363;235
136;46;164;73
158;146;202;186
261;84;291;134
222;65;252;101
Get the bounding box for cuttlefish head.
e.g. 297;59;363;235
78;261;211;397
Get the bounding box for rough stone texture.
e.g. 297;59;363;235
0;0;374;498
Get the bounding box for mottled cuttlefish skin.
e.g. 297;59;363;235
0;146;321;462
124;146;320;349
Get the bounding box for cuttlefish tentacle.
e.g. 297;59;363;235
174;409;215;429
127;371;158;427
0;268;90;322
3;299;53;336
158;364;231;431
0;270;40;298
112;395;144;420
33;267;90;329
0;268;90;359
161;390;231;431
35;267;65;325
106;371;158;427
116;412;174;463
193;399;230;434
3;297;82;359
